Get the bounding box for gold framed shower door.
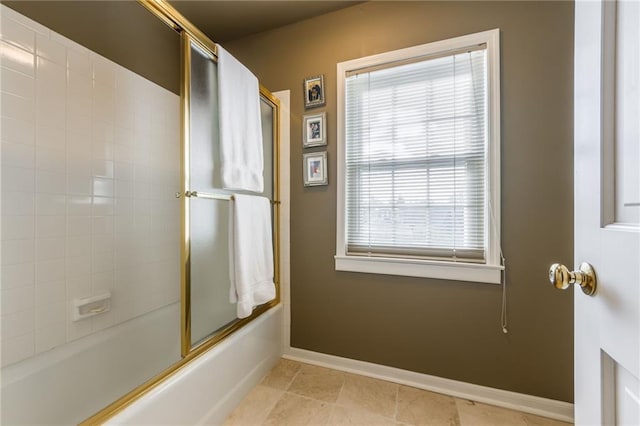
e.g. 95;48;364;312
80;1;281;424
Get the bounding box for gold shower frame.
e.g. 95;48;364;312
80;0;281;423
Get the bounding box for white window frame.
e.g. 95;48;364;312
335;29;502;284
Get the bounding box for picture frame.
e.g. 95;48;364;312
303;151;328;186
303;75;325;109
302;112;327;148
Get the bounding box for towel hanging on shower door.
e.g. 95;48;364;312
229;194;275;319
216;43;264;193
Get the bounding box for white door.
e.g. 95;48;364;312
572;0;640;425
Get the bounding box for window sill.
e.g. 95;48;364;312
334;255;503;284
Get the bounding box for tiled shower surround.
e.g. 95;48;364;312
0;6;181;367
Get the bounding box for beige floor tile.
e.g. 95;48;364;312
329;404;400;425
287;364;345;402
455;399;528;426
223;385;284;426
263;392;332;426
226;361;572;426
396;386;460;426
523;413;573;426
261;358;303;390
336;373;399;419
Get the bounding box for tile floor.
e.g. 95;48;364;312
224;359;573;426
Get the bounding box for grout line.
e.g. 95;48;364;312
393;383;400;421
257;388;285;426
281;390;336;405
323;402;335;426
454;397;464;426
282;361;303;391
334;371;346;406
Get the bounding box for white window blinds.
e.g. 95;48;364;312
344;48;488;263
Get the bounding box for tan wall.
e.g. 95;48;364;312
2;1;180;94
226;1;575;402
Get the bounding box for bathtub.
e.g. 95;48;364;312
1;303;181;424
1;303;282;425
107;305;283;425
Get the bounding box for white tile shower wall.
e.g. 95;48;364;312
0;5;181;366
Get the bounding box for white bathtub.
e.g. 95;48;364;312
1;303;181;424
1;303;282;425
108;305;283;425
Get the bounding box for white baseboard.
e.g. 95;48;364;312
283;347;574;423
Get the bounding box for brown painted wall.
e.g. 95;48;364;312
2;1;180;94
226;1;575;402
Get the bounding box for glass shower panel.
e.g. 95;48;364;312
188;39;276;346
190;198;234;344
0;3;183;423
188;41;236;345
261;98;275;201
189;41;221;192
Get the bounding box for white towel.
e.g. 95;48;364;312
216;44;264;193
229;194;275;319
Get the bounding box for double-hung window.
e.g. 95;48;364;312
335;30;502;284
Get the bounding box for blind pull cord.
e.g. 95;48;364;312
500;251;508;334
489;191;507;334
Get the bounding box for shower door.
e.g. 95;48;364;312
183;36;280;354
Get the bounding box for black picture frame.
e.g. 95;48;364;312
303;75;325;109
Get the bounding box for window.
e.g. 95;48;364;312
335;29;502;284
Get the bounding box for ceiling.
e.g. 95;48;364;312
169;1;362;42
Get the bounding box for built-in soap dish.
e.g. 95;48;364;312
72;292;111;321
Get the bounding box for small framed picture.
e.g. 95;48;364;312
303;75;325;109
303;151;328;186
302;112;327;148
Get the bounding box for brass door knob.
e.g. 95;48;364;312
549;262;597;296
